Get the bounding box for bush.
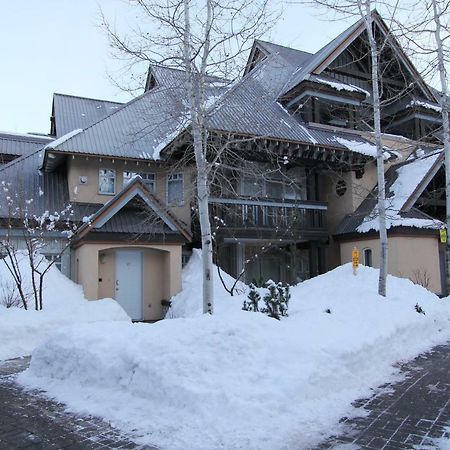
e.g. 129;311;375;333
242;283;261;312
261;280;290;320
0;279;27;308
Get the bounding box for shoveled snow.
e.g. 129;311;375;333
44;129;83;149
0;253;130;361
19;250;450;450
336;136;390;159
358;150;443;233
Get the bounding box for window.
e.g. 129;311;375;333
99;169;116;194
123;172;155;192
335;180;347;197
167;173;184;205
363;248;372;267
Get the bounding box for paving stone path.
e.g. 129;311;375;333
0;357;157;450
3;343;450;450
316;343;450;450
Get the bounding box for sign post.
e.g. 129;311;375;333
352;247;360;276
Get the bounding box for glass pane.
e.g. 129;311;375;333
168;175;183;204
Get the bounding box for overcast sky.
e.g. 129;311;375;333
0;0;406;135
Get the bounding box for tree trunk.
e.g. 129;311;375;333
431;0;450;295
193;126;215;314
363;3;388;296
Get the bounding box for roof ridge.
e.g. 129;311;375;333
256;39;313;55
53;92;124;104
0;133;53;143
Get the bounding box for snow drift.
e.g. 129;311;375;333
0;253;130;361
19;253;450;449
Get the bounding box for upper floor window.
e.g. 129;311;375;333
99;169;116;195
240;173;303;201
123;171;155;192
167;173;184;205
363;248;372;267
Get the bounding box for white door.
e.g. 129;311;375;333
115;250;143;321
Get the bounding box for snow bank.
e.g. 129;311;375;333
19;255;450;450
0;253;129;361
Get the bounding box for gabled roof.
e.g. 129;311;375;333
336;148;444;235
52;93;124;137
74;176;191;242
280;10;436;102
255;40;313;69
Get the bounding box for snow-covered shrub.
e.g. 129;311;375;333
261;280;290;320
242;283;260;312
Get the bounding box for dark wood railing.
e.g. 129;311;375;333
209;197;327;234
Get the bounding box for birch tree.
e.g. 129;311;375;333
394;0;450;292
298;0;393;295
101;0;277;313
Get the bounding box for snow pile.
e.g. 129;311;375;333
358;150;443;233
19;256;450;450
0;253;130;361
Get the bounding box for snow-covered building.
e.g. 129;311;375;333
0;10;447;319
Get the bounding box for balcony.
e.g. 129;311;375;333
209;197;328;239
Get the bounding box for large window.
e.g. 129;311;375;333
99;169;116;195
167;173;184;205
123;171;155;192
240;173;303;201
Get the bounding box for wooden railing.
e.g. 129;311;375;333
209;197;327;233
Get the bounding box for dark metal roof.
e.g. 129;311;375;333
92;206;178;235
335;149;444;235
0;132;53;159
0;149;69;220
256;40;313;69
53;93;124;137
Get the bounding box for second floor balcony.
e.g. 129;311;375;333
209;197;328;240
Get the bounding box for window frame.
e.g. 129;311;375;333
98;168;116;195
167;172;184;206
363;248;373;267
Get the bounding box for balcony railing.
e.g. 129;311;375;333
209;197;327;234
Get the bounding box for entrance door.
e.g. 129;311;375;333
115;250;143;320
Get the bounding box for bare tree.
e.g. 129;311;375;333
293;0;405;296
393;0;450;293
100;0;278;313
0;180;78;310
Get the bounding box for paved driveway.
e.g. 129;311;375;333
316;343;450;449
0;357;156;449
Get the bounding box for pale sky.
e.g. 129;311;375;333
0;1;400;135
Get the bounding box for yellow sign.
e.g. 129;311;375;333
352;247;360;268
440;228;447;244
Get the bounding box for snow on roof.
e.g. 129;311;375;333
407;99;441;113
357;150;443;233
44;129;83;150
308;75;371;97
335;136;390;159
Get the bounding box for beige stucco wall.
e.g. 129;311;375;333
73;242;182;320
340;235;443;294
66;157;194;226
